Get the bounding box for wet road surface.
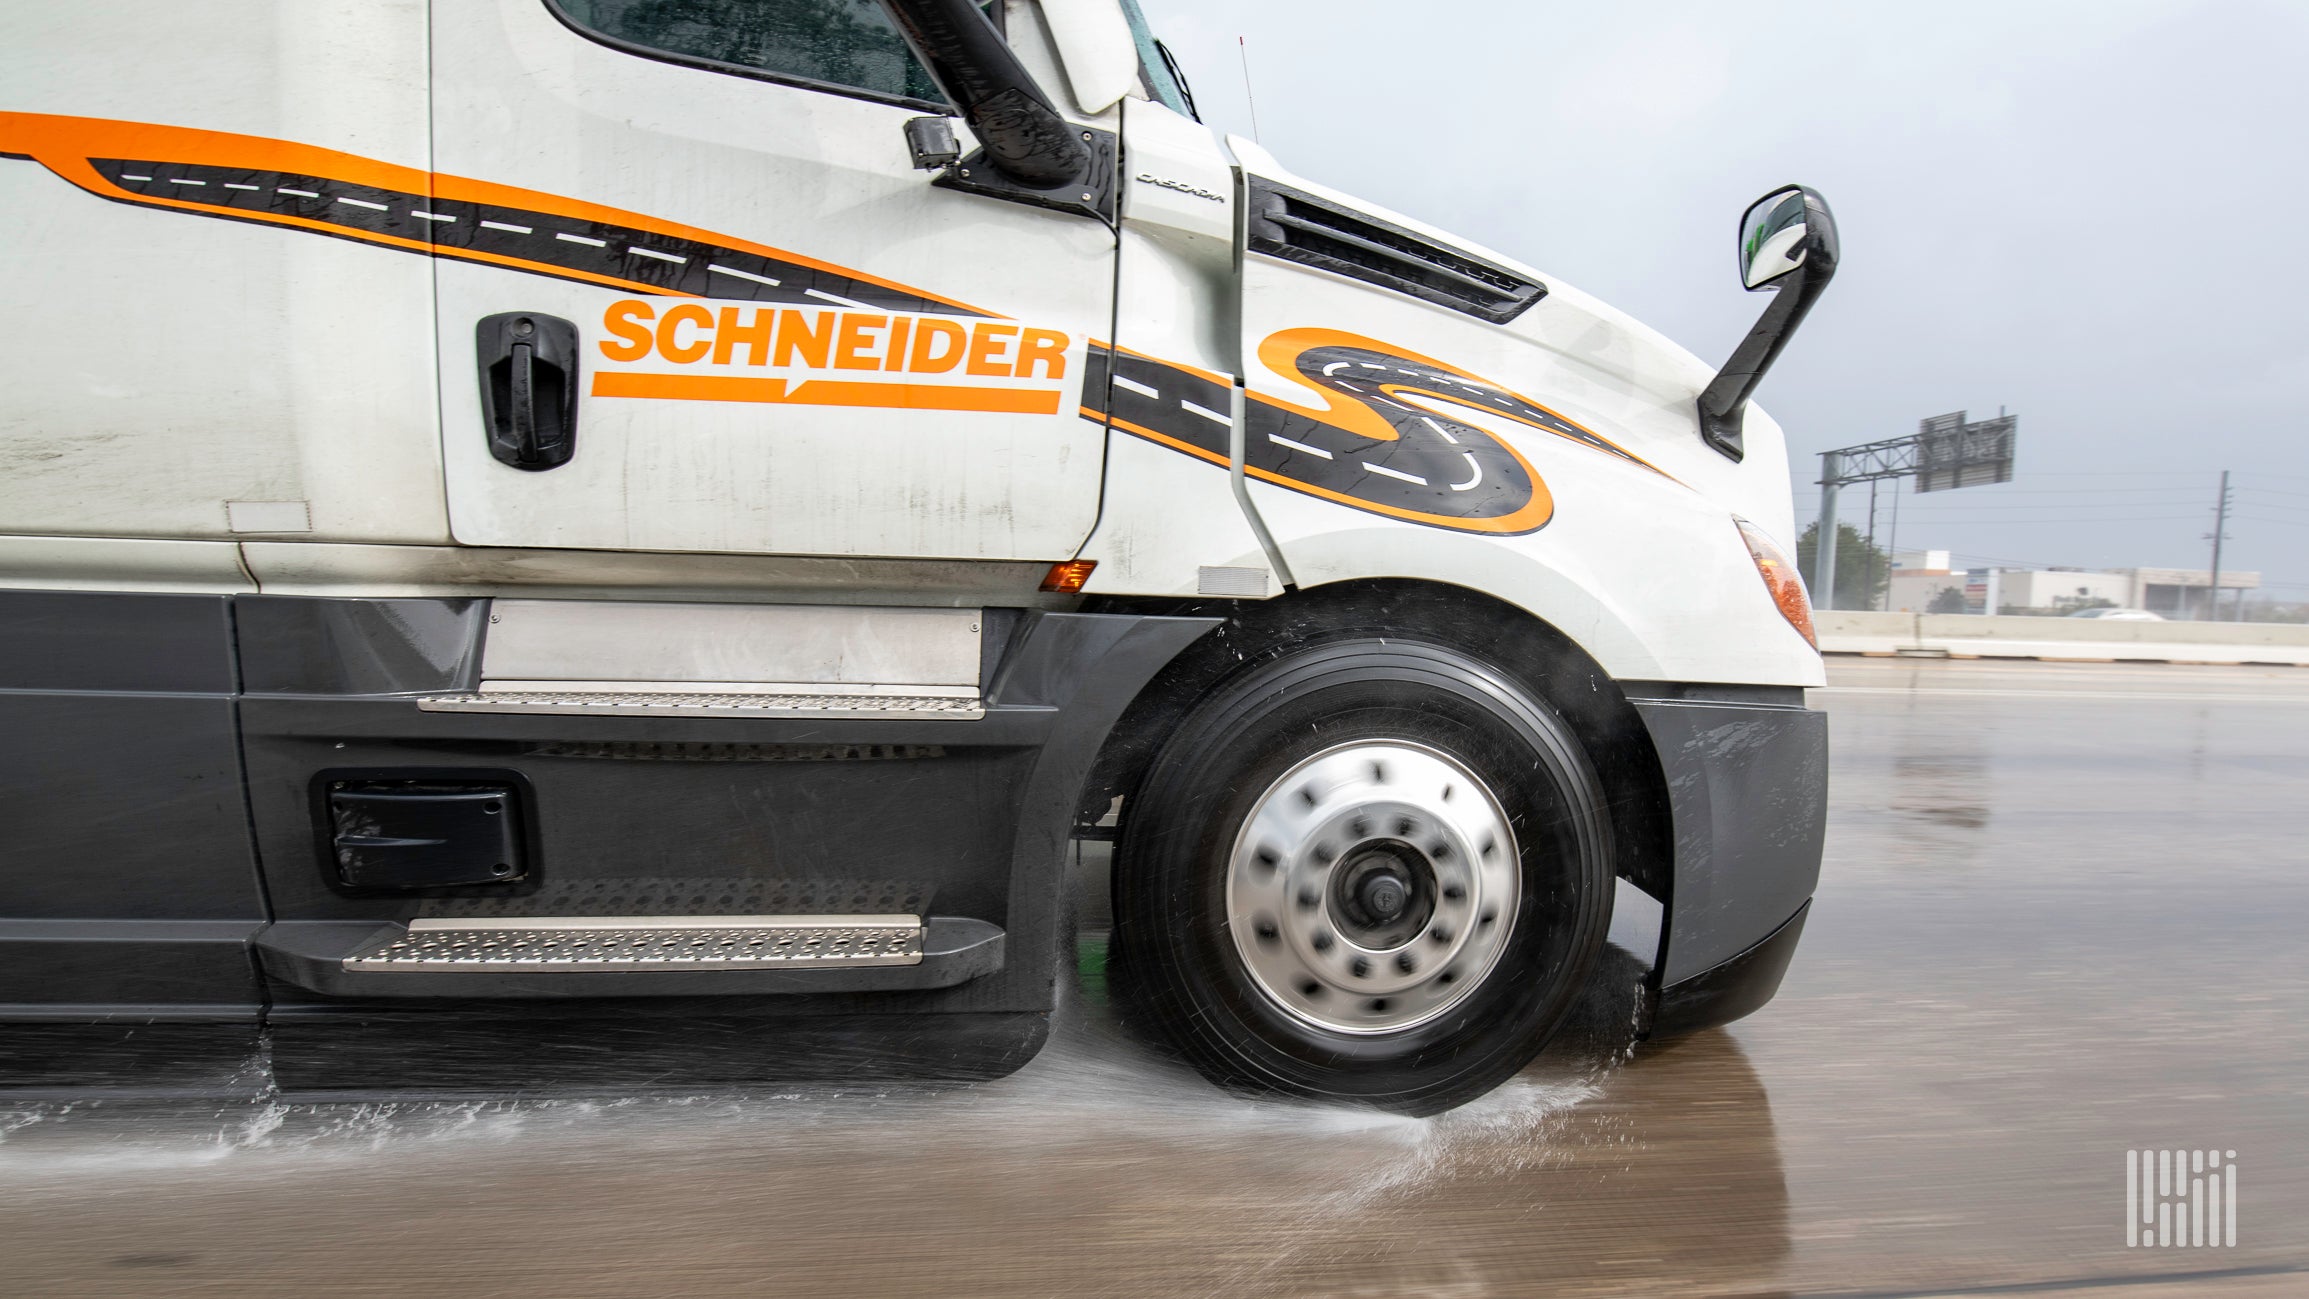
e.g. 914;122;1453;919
2;657;2305;1297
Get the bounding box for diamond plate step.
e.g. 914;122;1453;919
343;915;923;973
414;691;984;720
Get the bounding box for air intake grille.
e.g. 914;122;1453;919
1246;178;1546;324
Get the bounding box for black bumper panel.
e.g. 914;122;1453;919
1628;691;1827;988
1652;900;1809;1037
267;1008;1050;1096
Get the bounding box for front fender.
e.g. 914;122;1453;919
1255;484;1824;689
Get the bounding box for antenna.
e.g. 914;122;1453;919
1238;36;1262;142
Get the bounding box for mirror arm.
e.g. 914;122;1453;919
882;0;1091;190
1697;238;1839;462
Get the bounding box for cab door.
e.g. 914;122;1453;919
428;0;1116;560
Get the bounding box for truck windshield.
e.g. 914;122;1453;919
550;0;944;104
1118;0;1197;119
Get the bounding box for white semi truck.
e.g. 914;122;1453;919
0;0;1833;1112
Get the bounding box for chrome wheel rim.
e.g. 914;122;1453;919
1226;741;1520;1035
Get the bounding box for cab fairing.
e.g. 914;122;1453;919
1083;124;1820;687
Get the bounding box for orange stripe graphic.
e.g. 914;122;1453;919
593;372;1061;415
1105;412;1555;534
0;111;993;317
1256;326;1662;475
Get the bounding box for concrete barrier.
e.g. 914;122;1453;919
1813;611;2309;666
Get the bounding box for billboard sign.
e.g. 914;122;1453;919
1914;411;2017;492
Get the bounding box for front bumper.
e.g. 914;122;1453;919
1653;900;1809;1036
1625;687;1827;1035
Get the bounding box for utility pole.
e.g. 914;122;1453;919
1863;479;1881;613
1882;478;1902;612
2205;469;2232;622
1815;450;1841;611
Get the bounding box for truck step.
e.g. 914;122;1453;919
257;915;1005;998
344;915;922;972
415;689;984;720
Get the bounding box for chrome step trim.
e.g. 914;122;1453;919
343;914;923;972
414;691;984;720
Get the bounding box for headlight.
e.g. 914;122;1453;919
1735;518;1816;649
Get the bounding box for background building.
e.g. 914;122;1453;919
1885;552;2259;616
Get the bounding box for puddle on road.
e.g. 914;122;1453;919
0;945;1641;1200
0;946;1753;1299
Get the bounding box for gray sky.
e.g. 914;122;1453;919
1138;0;2309;601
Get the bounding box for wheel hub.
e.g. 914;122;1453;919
1331;841;1434;949
1226;741;1520;1035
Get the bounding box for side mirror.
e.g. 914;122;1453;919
1697;185;1840;460
1740;187;1816;288
881;0;1091;191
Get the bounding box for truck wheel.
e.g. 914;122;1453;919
1110;636;1613;1114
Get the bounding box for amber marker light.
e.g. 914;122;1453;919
1735;519;1816;648
1040;559;1098;594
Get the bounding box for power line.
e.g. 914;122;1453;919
1944;550;2111;568
1797;471;2309;487
1840;513;2210;524
1793;452;2301;593
1793;486;2209;499
1791;495;2208;509
1790;490;2206;506
1896;486;2199;496
1857;504;2209;513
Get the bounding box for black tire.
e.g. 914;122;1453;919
1109;636;1613;1114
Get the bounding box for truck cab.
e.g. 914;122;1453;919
0;0;1831;1112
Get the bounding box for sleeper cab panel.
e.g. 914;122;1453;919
230;598;1214;1028
0;591;267;1020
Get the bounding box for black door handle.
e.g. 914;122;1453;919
477;312;579;471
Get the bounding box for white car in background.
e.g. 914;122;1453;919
2067;608;2165;620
